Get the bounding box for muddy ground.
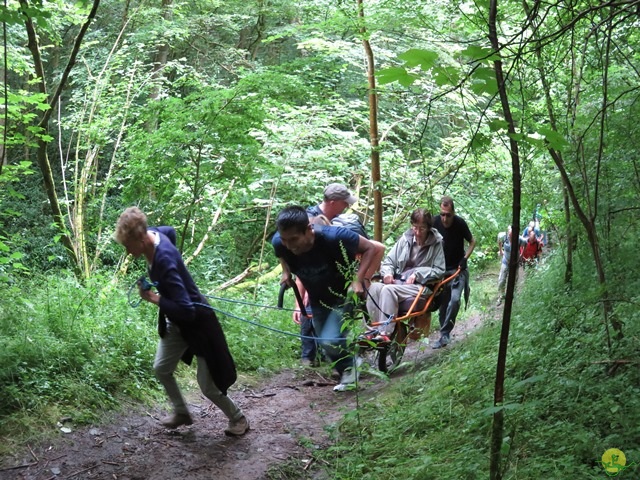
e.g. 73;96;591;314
0;314;484;480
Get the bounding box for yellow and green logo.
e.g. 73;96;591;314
601;448;635;477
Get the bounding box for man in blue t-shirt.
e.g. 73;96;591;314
272;206;383;391
299;183;358;366
431;196;476;349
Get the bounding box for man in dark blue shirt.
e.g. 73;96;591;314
272;206;383;391
115;207;249;435
432;196;476;349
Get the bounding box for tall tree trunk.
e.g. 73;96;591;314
543;22;618;347
356;0;382;241
121;0;131;32
563;186;574;285
247;0;265;61
488;0;523;478
92;64;139;269
1;21;6;176
178;146;204;253
525;0;574;285
68;15;137;276
149;0;173;102
20;0;100;277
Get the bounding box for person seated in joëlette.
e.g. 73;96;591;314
362;208;445;342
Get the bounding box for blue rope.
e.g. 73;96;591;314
128;278;345;341
203;293;299;313
198;302;346;342
127;276;158;308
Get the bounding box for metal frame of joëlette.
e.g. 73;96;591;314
366;266;462;332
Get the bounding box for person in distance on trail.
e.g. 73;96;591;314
363;208;445;341
497;225;526;306
115;207;249;435
522;220;544;243
272;206;384;391
306;183;358;221
431;196;476;349
520;228;543;269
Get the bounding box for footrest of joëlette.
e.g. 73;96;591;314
356;337;392;348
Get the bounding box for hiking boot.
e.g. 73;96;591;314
160;413;193;429
431;334;450;349
225;416;250;436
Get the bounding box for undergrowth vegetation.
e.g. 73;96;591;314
320;248;640;479
0;270;298;454
1;239;638;478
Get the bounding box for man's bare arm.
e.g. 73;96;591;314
465;236;477;260
352;236;385;293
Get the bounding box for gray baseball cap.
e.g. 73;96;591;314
323;183;357;205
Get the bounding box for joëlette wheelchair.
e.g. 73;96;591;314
360;267;461;373
277;267;461;374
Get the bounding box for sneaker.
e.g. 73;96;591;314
333;382;356;392
224;415;250;436
431;334;450;349
358;329;379;341
496;296;503;306
160;413;193;429
332;357;362;392
300;358;314;367
372;334;391;343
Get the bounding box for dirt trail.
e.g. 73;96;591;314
0;314;484;480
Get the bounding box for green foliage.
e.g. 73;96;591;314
0;161;37;281
319;247;640;479
3;0;640;474
2;88;52;151
0;276;156;454
0;164;74;273
121;85;266;217
0;269;300;452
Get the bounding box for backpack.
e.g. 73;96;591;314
331;213;370;239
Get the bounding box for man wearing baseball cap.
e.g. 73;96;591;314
307;183;358;221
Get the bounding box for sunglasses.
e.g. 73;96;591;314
440;212;453;218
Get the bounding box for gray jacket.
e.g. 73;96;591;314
380;228;446;284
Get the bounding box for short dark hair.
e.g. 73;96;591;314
410;208;433;228
276;206;309;233
440;195;455;211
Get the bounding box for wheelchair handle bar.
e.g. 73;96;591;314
277;282;309;318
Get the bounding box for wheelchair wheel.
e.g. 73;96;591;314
378;322;408;373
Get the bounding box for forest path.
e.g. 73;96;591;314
0;312;487;480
